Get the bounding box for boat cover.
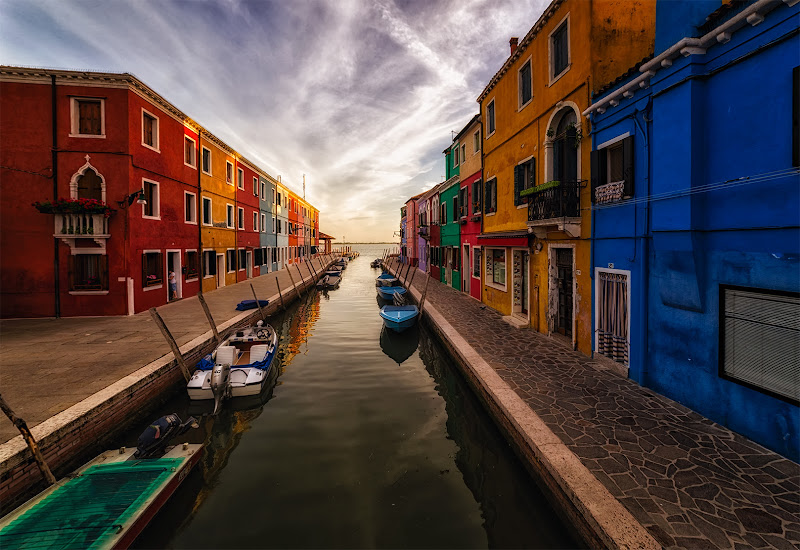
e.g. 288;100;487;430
195;348;274;372
0;459;184;549
235;299;270;311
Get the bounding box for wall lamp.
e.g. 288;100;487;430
118;189;147;207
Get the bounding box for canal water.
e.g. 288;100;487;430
127;244;579;549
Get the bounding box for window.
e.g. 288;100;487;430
472;247;481;278
255;248;262;266
77;169;102;201
720;286;799;404
272;189;276;204
202;197;212;225
591;135;634;204
440;202;446;225
277;219;282;234
238;249;246;271
452;196;458;221
474;130;480;153
203;251;216;278
459;187;468;218
486;248;506;287
485;177;497;214
486;99;496;136
253;211;258;231
70;254;108;291
237;207;244;230
237;167;244;189
596;270;630;366
551;18;569;80
253;177;258;196
472;179;482;213
261;213;266;232
272;217;276;233
184;191;197;224
202;147;212;175
70;98;104;137
226;249;236;272
454;145;460;166
514;157;536;206
142;109;159;151
519;59;532;107
186;251;199;279
226;204;234;228
461;144;466;163
226;162;234;185
142;179;159;218
142;251;163;288
261;181;266;200
184;136;197;168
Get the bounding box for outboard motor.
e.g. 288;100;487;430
134;413;198;459
211;363;231;415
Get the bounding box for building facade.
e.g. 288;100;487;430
454;115;482;300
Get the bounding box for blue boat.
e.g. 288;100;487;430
379;305;419;333
376;286;407;300
235;299;269;311
376;272;398;287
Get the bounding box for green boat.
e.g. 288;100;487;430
0;422;202;549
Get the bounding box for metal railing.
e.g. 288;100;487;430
527;180;585;222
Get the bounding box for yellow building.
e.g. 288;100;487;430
199;132;238;292
478;0;655;354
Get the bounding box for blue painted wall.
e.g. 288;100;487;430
654;0;718;54
592;1;800;460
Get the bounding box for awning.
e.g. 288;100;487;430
476;230;530;248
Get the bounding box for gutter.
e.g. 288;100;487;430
50;74;60;318
584;0;788;117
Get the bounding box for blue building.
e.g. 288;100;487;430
259;173;276;273
586;0;799;460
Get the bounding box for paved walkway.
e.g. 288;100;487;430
0;256;334;444
388;260;800;550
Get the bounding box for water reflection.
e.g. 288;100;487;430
379;324;419;365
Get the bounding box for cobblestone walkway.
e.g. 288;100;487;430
392;262;800;550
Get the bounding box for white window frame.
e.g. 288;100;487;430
548;13;571;85
226;203;234;229
453;143;460;166
142;249;164;291
485;247;507;290
237;167;244;190
184;135;197;168
203;250;215;279
261;213;266;233
226;161;234;185
473;130;480;154
237;206;245;230
202;197;212;226
472;246;481;279
261;181;266;200
253;176;258;196
184;191;197;224
253;211;258;231
518;56;533;110
69;97;105;138
201;147;212;175
272;216;276;233
486;98;496;138
141;108;160;152
141;178;160;220
185;249;199;282
226;248;236;273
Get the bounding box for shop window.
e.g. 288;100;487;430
142;251;163;287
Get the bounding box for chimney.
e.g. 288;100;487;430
509;37;519;55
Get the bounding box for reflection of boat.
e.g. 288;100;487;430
370;259;381;268
379;305;419;333
376;272;398;287
316;275;340;290
235;299;269;311
0;415;201;550
376;285;407;300
379;324;419;364
187;321;278;413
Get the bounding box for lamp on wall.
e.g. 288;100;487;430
534;241;543;252
118;189;146;208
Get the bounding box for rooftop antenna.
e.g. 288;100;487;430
451;130;456;141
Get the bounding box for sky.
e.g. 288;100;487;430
0;0;549;242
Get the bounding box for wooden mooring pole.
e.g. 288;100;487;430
197;293;221;344
276;277;287;311
286;265;302;300
149;308;192;382
295;264;309;299
250;284;267;323
0;393;56;485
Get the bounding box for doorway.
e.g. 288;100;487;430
166;250;182;301
445;247;452;286
555;247;573;336
462;244;470;293
216;254;225;288
246;250;253;279
512;249;529;319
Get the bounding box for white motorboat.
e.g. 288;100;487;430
187;320;278;412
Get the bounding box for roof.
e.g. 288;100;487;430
319;232;335;240
592;54;654;99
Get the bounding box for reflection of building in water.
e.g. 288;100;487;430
276;293;321;370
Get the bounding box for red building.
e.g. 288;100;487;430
288;194;299;264
0;67;202;317
235;159;261;281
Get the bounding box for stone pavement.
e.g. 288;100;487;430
0;256;334;444
389;260;800;550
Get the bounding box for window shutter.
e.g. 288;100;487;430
485;180;491;213
141;254;147;284
513;165;521;205
622;136;635;199
101;255;109;289
530;158;536;188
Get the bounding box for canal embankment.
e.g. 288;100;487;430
0;255;338;512
385;259;800;550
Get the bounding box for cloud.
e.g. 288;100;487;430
0;0;549;241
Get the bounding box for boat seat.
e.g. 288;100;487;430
249;344;269;363
216;346;237;366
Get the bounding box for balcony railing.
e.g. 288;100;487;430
54;213;110;251
419;226;429;237
527;180;584;222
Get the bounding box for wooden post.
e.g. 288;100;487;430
197;293;221;344
307;258;318;281
250;284;267;323
295;264;309;298
276;277;286;311
407;264;417;290
149;308;192;382
0;393;56;485
286;265;302;300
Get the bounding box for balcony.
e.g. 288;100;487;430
526;180;585;238
419;226;429;239
55;213;110;251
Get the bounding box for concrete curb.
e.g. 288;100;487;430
392;265;660;550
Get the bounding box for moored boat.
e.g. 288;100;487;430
187;321;278;412
376;285;407;300
316;275;341;290
376;271;398;287
379;305;419;333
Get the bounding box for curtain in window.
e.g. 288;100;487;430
597;272;628;364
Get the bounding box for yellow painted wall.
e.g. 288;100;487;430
199;135;237;292
458;118;482;180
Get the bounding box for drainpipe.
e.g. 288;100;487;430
197;132;203;296
50;74;60;318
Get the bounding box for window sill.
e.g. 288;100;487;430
549;65;571;87
202;170;212;176
185;277;199;283
485;131;495;140
185;220;198;225
485;282;507;292
142;143;160;153
143;284;163;292
517;99;532;112
142;215;161;221
485;212;496;217
516;203;528;210
184;162;197;170
202;222;213;227
69;133;106;139
203;275;215;279
69;290;109;295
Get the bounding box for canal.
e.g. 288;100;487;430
126;244;579;549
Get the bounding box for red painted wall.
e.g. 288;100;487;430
460;170;483;300
236;161;260;282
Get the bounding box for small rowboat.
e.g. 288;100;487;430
316;275;341;290
377;286;407;300
379;305;419;333
376;272;398;287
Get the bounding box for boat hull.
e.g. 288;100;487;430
379;305;419;333
376;286;407;300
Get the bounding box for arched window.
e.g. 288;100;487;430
77;168;103;201
551;109;578;184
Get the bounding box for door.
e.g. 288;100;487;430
216;254;225;288
462;244;469;293
522;252;529;315
445;247;452;285
167;251;181;301
246;250;253;278
556;248;573;336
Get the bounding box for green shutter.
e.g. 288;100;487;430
513;165;521;205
